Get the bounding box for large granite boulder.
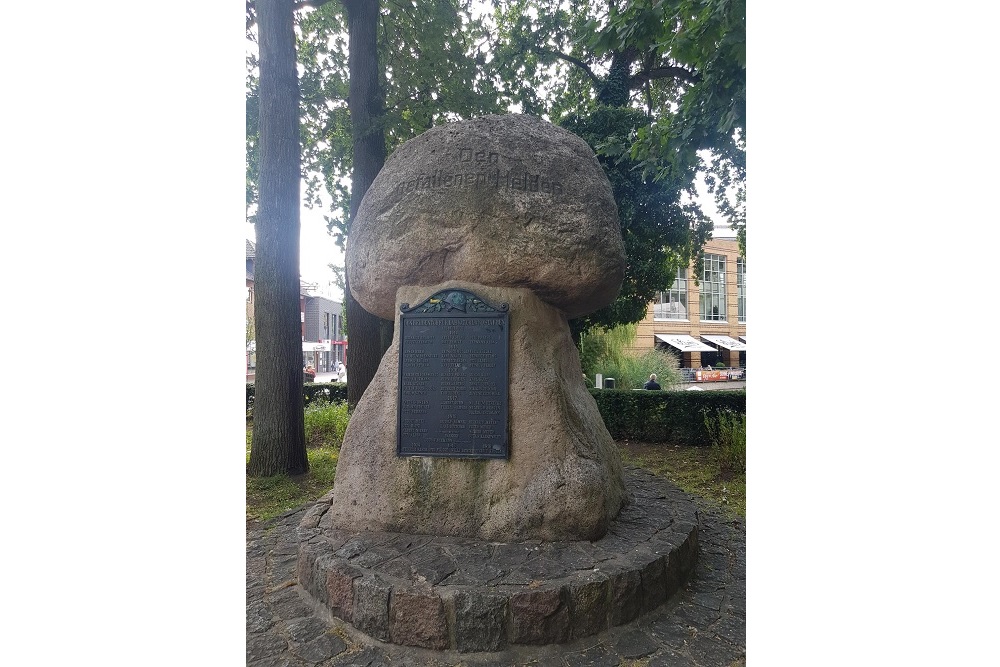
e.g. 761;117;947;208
329;114;629;542
347;114;625;320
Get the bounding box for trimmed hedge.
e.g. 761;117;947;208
245;383;745;446
246;382;347;411
589;388;746;446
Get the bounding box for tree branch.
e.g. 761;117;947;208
530;46;601;87
630;65;702;87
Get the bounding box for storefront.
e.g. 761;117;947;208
303;341;332;371
653;333;717;368
701;335;747;369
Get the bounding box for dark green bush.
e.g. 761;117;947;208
590;388;746;446
246;383;743;446
246;382;348;412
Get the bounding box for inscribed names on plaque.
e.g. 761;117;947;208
397;289;509;458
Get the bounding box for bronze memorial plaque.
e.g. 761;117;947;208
397;289;509;458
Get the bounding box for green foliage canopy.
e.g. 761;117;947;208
488;0;746;332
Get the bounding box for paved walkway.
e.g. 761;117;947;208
247;483;745;667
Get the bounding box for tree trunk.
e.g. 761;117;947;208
344;0;391;409
249;0;308;477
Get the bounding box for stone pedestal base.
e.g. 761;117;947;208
297;468;699;652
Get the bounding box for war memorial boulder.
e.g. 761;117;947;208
296;115;700;651
330;114;628;541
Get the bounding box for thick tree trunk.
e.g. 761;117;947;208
249;0;308;477
344;0;391;409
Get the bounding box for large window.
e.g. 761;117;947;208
653;268;688;320
700;254;727;321
737;257;746;324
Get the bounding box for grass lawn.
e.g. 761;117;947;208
246;426;341;523
619;440;746;520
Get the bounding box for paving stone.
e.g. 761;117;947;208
248;600;276;633
290;631;348;663
353;574;391;642
250;467;745;665
498;568;535;586
274;540;300;557
567;572;610;639
411;553;458;585
373;557;414;581
270;587;315;621
510;586;570;645
450;589;509;653
685;633;744;667
607;569;642;626
285;617;331;644
647;646;699;667
388;588;449;650
689;589;724;611
335;537;369;560
325;647;391;667
646;616;697;649
438;561;506;586
673;601;721;627
273;554;301;582
709;614;745;648
558;544;600;570
640;554;668;614
353;544;403;569
247;631;288;662
562;643;622;667
492;543;534;567
325;561;362;623
613;627;659;659
297;549;318;594
249;654;310;667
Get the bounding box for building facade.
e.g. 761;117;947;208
302;294;346;373
247;240;257;380
247;239;348;381
634;236;746;370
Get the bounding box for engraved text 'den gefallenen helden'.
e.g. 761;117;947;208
389;148;565;198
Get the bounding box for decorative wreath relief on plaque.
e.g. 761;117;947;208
397;289;510;459
400;289;509;315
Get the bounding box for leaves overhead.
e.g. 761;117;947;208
488;0;745;333
246;1;508;244
246;0;746;333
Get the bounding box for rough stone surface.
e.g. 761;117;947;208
510;587;570;645
326;281;629;542
567;572;610;640
450;590;509;653
248;472;746;666
297;468;699;652
353;574;391;642
388;589;450;650
347;114;625;321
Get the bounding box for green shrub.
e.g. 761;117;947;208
246;382;348;414
704;408;746;473
591;389;746;445
304;399;350;448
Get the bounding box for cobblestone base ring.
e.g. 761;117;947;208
295;467;699;653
